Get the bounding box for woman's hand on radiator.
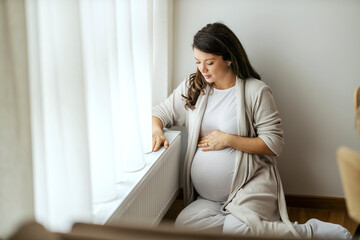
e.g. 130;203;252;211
152;129;169;152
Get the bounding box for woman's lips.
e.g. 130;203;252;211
204;75;211;79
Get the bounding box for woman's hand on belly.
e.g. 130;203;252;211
198;130;229;151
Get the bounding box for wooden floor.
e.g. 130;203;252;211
161;199;359;235
287;207;358;234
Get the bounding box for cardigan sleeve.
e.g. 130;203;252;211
252;86;285;156
152;78;188;128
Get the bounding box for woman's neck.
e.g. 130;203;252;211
213;74;236;90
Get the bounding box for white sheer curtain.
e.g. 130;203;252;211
26;0;171;233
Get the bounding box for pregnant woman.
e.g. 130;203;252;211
152;22;351;239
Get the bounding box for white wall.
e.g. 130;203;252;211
172;0;360;197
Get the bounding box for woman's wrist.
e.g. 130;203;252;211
223;132;234;148
152;127;164;136
225;133;247;152
152;116;164;133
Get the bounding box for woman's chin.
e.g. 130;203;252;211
204;78;214;84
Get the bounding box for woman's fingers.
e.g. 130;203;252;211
197;142;207;148
198;139;210;150
152;140;156;151
200;142;211;151
153;136;162;151
153;141;161;152
164;139;169;149
198;130;227;151
152;136;169;152
200;135;208;141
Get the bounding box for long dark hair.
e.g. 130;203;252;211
182;22;261;110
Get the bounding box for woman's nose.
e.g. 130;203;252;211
199;63;208;73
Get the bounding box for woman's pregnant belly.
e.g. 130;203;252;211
191;147;236;202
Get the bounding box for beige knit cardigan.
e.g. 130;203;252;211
153;76;301;238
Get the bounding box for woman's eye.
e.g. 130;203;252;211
207;62;214;65
195;62;200;65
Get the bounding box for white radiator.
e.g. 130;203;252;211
106;131;181;226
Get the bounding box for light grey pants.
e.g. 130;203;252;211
175;197;310;238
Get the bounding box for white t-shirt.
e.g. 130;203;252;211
191;86;238;202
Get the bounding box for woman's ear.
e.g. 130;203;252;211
227;61;232;66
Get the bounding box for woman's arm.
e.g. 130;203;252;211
152;79;189;152
198;130;276;156
152;79;188;129
226;134;276;156
152;116;169;152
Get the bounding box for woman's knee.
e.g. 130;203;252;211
174;208;193;227
174;199;225;231
175;208;224;231
223;214;251;235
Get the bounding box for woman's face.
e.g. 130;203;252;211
193;48;233;86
